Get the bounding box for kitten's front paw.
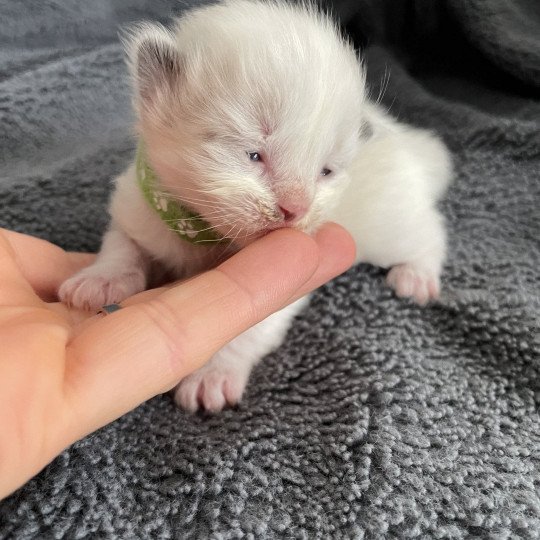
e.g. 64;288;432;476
174;361;249;413
386;263;440;305
58;267;146;311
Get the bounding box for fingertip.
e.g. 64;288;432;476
314;222;357;271
217;227;321;307
267;227;322;270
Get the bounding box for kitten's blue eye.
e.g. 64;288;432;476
321;168;332;176
247;151;262;162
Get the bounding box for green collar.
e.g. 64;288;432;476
136;144;226;245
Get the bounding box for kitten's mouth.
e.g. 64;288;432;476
252;221;306;240
227;222;298;247
211;212;309;247
264;221;297;232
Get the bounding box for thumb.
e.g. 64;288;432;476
64;225;355;440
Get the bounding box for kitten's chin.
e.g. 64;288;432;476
227;221;317;249
227;229;274;249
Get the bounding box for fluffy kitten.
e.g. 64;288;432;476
59;0;452;412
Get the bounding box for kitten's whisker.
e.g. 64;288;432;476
179;185;225;195
162;194;221;206
158;209;226;222
375;65;391;106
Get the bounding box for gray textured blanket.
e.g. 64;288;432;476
1;1;539;537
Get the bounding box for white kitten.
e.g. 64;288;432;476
59;0;451;412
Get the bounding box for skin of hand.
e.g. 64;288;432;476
0;224;355;499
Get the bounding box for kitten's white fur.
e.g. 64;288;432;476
59;0;451;412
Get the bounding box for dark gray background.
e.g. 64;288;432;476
1;0;539;537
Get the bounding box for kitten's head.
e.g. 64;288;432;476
126;0;366;246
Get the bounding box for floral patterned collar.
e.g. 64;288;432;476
136;143;226;245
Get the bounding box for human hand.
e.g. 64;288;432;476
0;224;355;499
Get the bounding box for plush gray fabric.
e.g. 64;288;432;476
1;1;539;537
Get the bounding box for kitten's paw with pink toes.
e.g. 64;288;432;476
58;268;146;311
174;364;249;413
386;263;440;305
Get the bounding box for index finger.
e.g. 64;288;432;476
64;225;355;441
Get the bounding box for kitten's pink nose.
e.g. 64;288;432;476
278;203;307;223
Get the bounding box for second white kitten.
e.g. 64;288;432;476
59;0;451;412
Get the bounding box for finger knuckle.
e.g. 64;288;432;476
137;298;191;381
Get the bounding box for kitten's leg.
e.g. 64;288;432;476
174;297;308;412
335;119;452;304
58;226;149;311
384;208;446;305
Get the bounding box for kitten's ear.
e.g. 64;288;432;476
123;23;183;108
